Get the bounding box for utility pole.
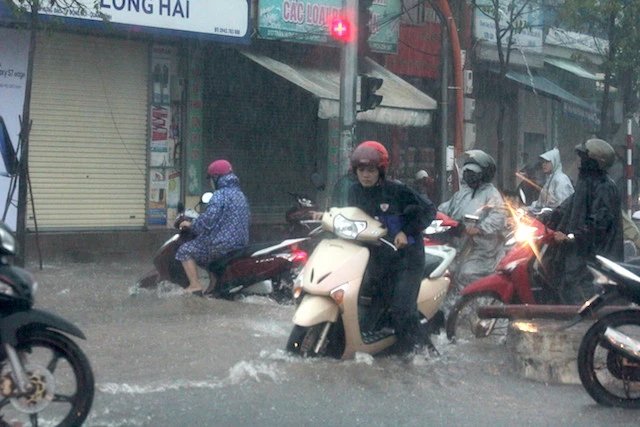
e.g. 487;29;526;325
337;0;359;177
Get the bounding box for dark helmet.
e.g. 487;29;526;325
575;138;615;170
207;159;233;177
462;150;497;183
350;141;390;175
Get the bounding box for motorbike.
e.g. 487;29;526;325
285;192;319;238
0;222;94;426
137;193;310;303
445;207;559;342
563;255;640;408
286;207;456;359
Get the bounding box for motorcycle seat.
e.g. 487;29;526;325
206;241;286;274
423;252;442;278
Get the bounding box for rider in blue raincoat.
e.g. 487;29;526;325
176;160;251;294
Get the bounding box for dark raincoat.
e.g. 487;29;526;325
348;178;437;351
543;164;623;303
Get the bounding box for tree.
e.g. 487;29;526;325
558;0;640;139
2;0;104;266
471;0;544;186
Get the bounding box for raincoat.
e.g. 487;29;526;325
438;181;507;299
529;148;574;210
176;173;251;265
543;163;624;303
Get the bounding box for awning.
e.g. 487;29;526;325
544;58;602;81
503;70;600;126
240;50;437;127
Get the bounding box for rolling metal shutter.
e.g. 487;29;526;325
27;32;148;231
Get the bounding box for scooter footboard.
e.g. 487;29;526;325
292;295;339;327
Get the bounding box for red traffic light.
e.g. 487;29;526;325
329;17;353;43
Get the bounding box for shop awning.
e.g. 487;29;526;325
240;50;437;127
544;58;602;81
503;70;600;126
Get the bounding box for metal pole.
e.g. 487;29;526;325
439;26;449;203
338;0;358;176
627;118;634;216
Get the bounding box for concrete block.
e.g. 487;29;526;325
506;319;592;384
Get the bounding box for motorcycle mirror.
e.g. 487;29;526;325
519;188;527;205
201;192;214;204
311;173;326;191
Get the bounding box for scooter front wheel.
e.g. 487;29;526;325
578;310;640;408
286;323;344;358
0;329;95;426
446;292;508;343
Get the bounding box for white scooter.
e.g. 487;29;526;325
286;207;456;359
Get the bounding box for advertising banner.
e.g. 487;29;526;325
259;0;401;53
474;0;543;49
5;0;250;44
0;27;29;230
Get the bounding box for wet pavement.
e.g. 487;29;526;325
18;256;640;426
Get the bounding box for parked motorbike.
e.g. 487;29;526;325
285;192;318;237
285;207;456;359
563;255;640;408
0;222;94;426
445;207;559;342
137;193;310;303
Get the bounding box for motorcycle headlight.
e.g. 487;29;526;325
0;281;15;297
0;224;17;256
333;215;367;239
514;225;538;243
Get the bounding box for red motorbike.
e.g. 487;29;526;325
137;193;310;303
445;208;558;342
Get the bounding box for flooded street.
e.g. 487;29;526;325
26;258;639;426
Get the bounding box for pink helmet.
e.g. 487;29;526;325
207;159;233;177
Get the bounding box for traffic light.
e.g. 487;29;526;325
360;75;383;112
329;16;353;43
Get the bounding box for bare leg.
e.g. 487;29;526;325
181;259;203;292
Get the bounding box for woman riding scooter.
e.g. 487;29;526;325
177;159;251;295
316;141;437;354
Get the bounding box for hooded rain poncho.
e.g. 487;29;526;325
530;148;574;210
176;173;251;265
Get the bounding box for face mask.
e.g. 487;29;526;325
463;170;483;188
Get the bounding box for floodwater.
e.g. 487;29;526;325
14;258;640;426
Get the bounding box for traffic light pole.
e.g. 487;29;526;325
337;0;358;177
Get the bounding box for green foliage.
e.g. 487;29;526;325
3;0;106;20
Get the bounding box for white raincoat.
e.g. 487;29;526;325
529;148;574;210
438;180;507;305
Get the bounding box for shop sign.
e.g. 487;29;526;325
474;0;543;50
258;0;400;53
4;0;250;44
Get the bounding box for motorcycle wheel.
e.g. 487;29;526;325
577;310;640;408
445;292;509;343
0;329;95;427
286;322;344;359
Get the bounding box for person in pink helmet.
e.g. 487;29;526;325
176;159;251;295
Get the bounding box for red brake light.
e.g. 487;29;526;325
292;250;308;263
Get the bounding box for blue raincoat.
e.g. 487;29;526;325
176;173;250;265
